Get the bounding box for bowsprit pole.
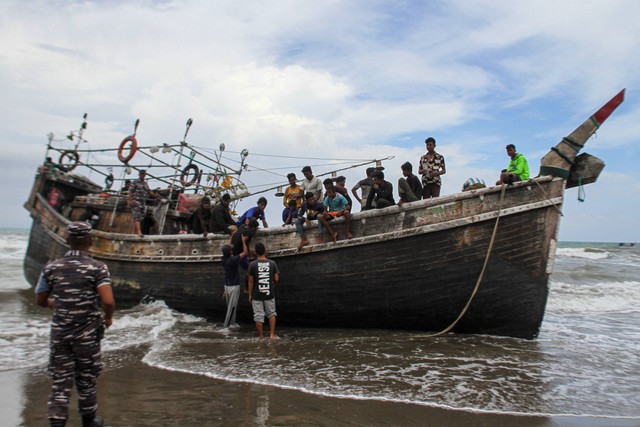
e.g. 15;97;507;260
540;89;625;179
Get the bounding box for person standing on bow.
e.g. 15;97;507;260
418;137;446;198
128;169;159;237
36;222;115;427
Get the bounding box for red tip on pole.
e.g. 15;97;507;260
593;89;625;125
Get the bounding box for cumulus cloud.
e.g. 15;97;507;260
0;0;638;240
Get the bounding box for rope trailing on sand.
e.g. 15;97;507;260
417;184;508;338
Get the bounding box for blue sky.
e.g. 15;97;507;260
1;0;638;242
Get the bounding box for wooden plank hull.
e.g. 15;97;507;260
24;177;564;339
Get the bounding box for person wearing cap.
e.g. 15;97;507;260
127;169;159;236
418;137;446;198
191;196;212;237
300;166;323;202
351;167;375;211
35;222;115;427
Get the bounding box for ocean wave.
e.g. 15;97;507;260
0;235;28;260
140;324;640;418
556;247;610;260
547;281;640;313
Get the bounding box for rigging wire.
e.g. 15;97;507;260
192;145;376;162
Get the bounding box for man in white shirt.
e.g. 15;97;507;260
300;166;323;202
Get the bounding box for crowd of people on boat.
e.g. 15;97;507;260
181;139;525;237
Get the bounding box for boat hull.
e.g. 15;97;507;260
24;177;563;339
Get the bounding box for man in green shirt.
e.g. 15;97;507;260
497;144;530;185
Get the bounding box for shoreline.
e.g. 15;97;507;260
4;347;638;427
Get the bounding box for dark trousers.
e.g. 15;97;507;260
422;184;441;198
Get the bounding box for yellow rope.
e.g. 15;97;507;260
415;184;508;338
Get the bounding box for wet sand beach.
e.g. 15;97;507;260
4;346;637;427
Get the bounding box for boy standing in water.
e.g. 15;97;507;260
221;237;248;328
247;243;280;339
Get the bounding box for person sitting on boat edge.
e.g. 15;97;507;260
282;199;299;226
295;191;325;249
366;171;395;209
211;193;238;235
319;185;352;243
191;197;213;237
397;161;422;207
283;173;302;209
351;167;375;211
300;165;323;202
496;144;530;185
418;137;446;198
248;242;280;339
231;218;259;256
236;197;269;228
221;238;248;329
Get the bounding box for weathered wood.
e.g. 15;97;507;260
24;175;564;339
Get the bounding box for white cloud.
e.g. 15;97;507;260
0;0;639;241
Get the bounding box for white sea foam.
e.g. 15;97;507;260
556;247;610;260
547;281;640;313
0;233;28;260
0;316;51;371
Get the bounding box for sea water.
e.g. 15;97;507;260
1;229;638;419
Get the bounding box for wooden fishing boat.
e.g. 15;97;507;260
23;90;625;339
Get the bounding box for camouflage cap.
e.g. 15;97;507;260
67;221;92;237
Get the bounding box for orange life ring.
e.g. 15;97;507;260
57;150;79;172
118;135;138;163
180;164;200;187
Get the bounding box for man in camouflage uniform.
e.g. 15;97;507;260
127;169;157;236
36;221;115;427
